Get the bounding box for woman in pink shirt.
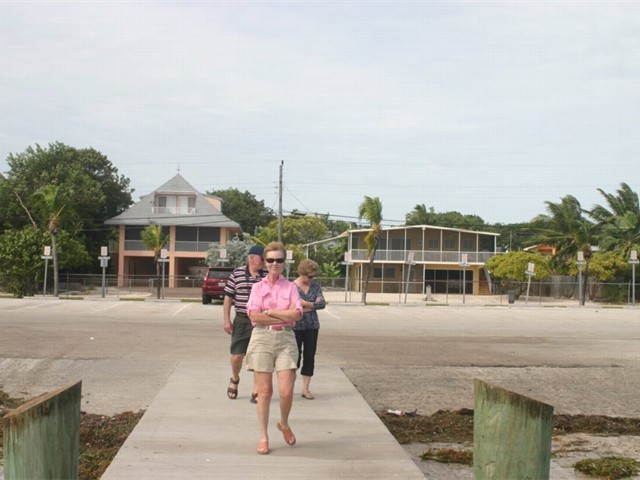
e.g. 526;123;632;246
246;241;303;455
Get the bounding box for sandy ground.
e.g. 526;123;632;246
1;293;639;478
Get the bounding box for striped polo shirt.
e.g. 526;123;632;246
223;265;266;316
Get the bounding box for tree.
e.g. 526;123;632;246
208;188;275;234
485;251;551;296
358;196;383;305
0;227;48;297
533;195;599;305
205;233;256;268
255;216;329;246
0;143;132;269
580;251;628;301
405;204;486;230
31;185;66;296
590;183;640;258
140;225;169;299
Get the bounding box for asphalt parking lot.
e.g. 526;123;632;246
1;296;638;418
1;296;639;479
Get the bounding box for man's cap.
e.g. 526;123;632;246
248;245;264;257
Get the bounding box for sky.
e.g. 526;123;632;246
2;1;640;226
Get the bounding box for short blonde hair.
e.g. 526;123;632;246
297;259;318;276
263;241;286;259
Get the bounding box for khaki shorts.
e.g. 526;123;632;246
246;328;298;373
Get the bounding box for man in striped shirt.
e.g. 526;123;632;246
223;245;266;402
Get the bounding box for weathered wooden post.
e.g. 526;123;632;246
3;381;82;480
474;379;553;480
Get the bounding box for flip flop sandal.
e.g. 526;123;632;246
257;440;270;455
227;377;239;400
277;422;296;446
250;393;258;404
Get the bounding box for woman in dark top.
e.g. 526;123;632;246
293;259;326;399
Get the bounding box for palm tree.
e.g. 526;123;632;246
405;204;435;225
141;225;169;299
32;185;66;297
358;196;383;305
534;195;598;305
590;183;640;258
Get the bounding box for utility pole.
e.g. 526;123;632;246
278;160;283;243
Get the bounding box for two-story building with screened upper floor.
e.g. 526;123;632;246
346;225;500;295
104;174;241;288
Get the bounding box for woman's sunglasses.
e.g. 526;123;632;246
265;257;285;264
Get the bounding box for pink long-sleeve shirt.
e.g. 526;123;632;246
246;276;303;327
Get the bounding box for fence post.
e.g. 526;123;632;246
3;381;82;480
473;379;553;480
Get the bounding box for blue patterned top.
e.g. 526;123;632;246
293;281;326;331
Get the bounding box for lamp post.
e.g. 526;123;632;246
577;251;586;306
630;250;638;305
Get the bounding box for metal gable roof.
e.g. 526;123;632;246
104;175;241;229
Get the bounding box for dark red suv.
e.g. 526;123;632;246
201;266;234;304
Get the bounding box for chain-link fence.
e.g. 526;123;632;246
2;273;638;305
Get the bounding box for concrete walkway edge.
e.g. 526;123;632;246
101;361;425;479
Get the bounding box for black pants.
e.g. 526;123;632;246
295;329;319;377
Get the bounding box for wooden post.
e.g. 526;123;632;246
3;381;82;480
474;379;553;480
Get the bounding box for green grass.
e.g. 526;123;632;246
573;456;640;479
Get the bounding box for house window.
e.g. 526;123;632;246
157;196;167;208
373;267;396;278
124;226;145;240
428;238;440;249
479;236;494;252
390;238;411;250
462;239;474;251
443;238;455;250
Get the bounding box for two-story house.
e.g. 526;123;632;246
105;174;241;288
347;225;500;295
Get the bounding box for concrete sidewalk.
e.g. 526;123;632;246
101;362;425;479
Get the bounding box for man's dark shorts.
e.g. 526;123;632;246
230;313;254;355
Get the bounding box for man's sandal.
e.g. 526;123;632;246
227;377;239;400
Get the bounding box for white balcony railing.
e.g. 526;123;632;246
151;207;196;215
350;249;496;264
123;240;211;253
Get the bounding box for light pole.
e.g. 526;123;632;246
577;251;585;306
630;250;638;305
